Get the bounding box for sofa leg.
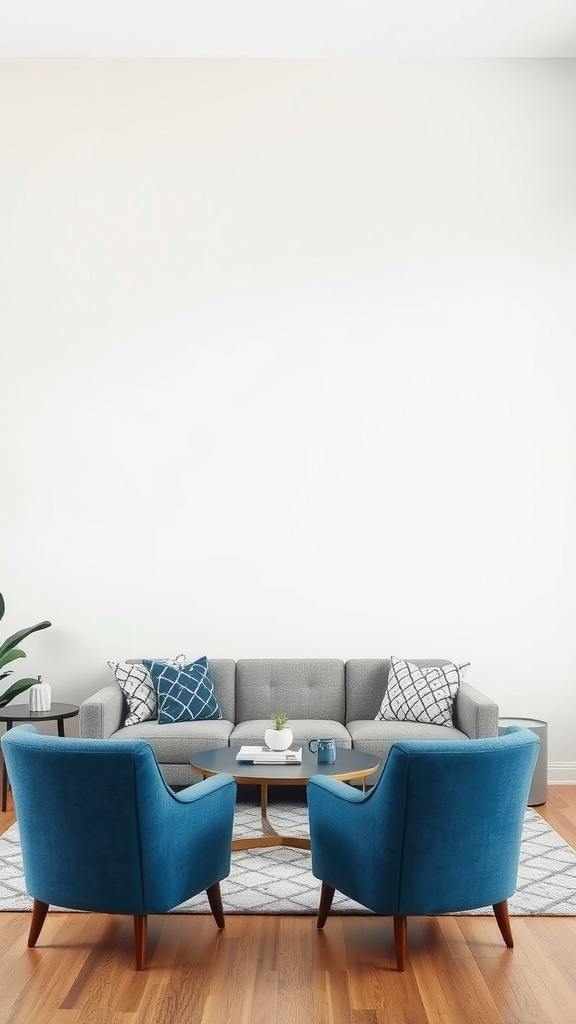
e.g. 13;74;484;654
393;915;407;972
317;882;335;929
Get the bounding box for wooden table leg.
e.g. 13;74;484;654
1;755;7;813
1;723;12;812
229;780;311;851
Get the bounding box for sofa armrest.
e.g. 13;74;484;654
453;681;499;739
80;683;125;739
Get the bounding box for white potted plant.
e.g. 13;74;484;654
264;712;293;752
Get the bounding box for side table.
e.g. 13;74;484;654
498;717;548;806
0;703;80;812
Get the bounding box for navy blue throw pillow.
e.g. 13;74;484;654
144;655;222;725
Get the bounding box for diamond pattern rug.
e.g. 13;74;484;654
1;803;575;916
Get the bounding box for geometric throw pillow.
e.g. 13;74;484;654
108;661;159;727
144;655;223;725
375;657;470;727
108;655;185;727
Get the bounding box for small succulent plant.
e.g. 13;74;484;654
271;712;289;731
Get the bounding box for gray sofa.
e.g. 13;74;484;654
80;657;499;787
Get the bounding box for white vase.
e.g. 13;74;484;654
29;682;51;712
264;727;294;751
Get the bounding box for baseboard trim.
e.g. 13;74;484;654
548;763;576;785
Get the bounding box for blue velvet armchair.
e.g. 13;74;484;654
1;725;237;970
307;728;540;971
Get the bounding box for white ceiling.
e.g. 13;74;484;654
0;0;575;57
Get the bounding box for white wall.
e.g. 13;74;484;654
2;59;575;779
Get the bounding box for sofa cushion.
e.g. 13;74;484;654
145;656;223;724
347;719;470;781
109;718;234;764
376;657;468;727
236;659;345;723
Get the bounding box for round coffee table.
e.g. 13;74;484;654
0;702;80;812
190;746;380;851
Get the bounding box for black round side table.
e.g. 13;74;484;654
0;702;80;812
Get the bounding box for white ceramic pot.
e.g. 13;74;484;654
264;727;294;751
29;682;52;712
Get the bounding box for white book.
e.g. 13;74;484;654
236;745;302;764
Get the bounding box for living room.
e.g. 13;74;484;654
1;3;575;1022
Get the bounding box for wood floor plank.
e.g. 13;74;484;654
471;937;554;1024
314;918;350;973
199;918;263;1024
407;923;458;1024
277;917;317;1024
435;916;476;961
250;963;280;1024
344;918;418;1024
326;969;354;1024
504;918;570;1023
311;969;334;1024
431;946;506;1024
0;914;113;1024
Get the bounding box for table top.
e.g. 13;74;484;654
190;745;380;785
0;702;80;724
498;717;547;729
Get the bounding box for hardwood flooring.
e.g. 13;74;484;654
1;786;575;1024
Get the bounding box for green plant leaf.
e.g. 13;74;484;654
271;712;289;730
0;594;5;622
0;648;26;672
0;676;39;709
0;621;51;661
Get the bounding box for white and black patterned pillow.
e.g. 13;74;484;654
376;657;469;727
108;656;185;727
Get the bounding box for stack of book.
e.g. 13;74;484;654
235;745;303;764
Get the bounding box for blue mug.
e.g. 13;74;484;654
308;738;337;764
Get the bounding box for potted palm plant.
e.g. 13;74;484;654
0;592;52;708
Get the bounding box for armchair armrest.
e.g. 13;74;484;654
172;773;237;805
308;774;367;805
80;683;124;739
307;776;371;886
307;771;404;909
453;680;499;739
141;773;237;910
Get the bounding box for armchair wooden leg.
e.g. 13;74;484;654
133;915;148;971
317;882;335;929
28;899;49;948
393;915;407;972
206;882;225;929
493;899;514;948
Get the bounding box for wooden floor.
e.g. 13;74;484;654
1;786;575;1024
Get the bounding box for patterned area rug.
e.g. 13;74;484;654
1;803;575;916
